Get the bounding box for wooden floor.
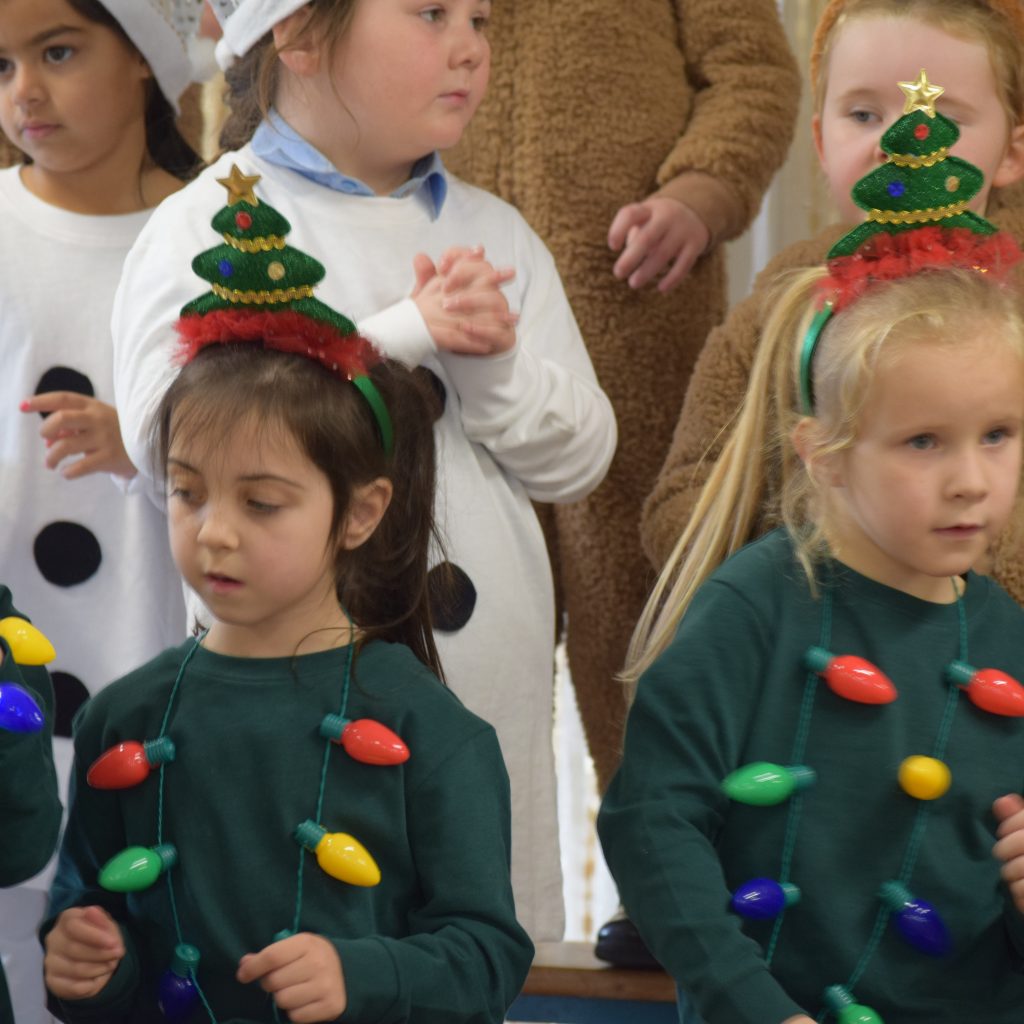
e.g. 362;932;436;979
508;941;679;1023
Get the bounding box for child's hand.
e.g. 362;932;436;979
237;932;346;1023
20;393;137;480
43;905;125;1001
993;793;1024;912
411;246;518;356
608;195;710;293
782;1017;816;1024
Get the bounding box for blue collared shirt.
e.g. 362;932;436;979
251;111;448;218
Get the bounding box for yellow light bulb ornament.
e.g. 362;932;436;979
0;617;56;665
898;755;951;800
294;819;380;887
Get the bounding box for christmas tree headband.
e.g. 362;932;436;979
798;70;1023;414
175;165;394;456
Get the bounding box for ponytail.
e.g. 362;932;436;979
621;267;827;688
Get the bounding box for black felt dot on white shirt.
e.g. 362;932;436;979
34;366;94;417
34;521;102;587
428;562;477;632
51;671;90;738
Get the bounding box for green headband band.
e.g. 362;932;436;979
799;303;834;416
352;374;394;457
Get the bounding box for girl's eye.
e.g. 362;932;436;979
247;499;280;514
983;427;1008;445
420;6;443;23
170;486;200;506
849;109;878;125
43;45;73;64
907;434;936;451
472;13;489;30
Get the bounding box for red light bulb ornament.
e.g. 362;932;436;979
98;843;177;892
87;737;176;789
319;714;409;766
0;683;44;733
945;661;1024;716
729;878;800;919
803;647;898;704
878;881;951;957
157;943;201;1022
294;819;380;886
824;985;885;1024
721;762;816;806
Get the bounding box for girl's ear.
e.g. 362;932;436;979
792;416;844;487
993;123;1024;189
339;477;393;551
272;5;321;77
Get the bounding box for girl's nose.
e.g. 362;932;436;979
195;505;239;548
13;65;43;107
949;450;988;501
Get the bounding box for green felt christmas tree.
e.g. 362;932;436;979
180;164;355;335
829;69;994;258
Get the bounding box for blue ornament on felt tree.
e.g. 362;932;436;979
730;878;800;920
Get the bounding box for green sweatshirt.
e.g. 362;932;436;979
44;639;533;1024
598;529;1024;1024
0;586;61;1024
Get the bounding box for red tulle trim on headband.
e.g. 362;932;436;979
819;227;1024;313
174;309;381;380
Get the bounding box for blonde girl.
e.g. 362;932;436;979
599;225;1024;1023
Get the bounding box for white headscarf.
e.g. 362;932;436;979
96;0;208;112
207;0;310;69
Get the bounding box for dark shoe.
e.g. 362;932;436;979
594;912;662;969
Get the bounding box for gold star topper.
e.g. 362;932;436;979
898;69;944;118
216;164;261;206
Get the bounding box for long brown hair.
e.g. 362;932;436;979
153;345;447;679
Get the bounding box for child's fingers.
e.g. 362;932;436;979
608;203;650;251
437;245;484;275
54;907;123;956
441;259;511;294
657;246;701;293
274;989;338;1023
411;252;438;294
19;391;88;416
237;941;300;984
993;794;1024;835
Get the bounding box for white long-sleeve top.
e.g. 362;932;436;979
0;167;188;879
112;149;617;940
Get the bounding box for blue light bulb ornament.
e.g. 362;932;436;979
721;762;816;806
729;878;800;920
878;880;951;957
824;985;885;1023
0;683;44;733
158;943;200;1022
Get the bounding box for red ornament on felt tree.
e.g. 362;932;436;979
804;647;898;704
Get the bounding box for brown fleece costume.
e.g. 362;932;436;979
447;0;800;791
642;185;1024;607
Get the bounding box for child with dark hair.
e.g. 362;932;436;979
42;180;533;1024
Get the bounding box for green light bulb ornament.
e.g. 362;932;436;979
98;843;177;892
721;762;816;806
824;984;885;1024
